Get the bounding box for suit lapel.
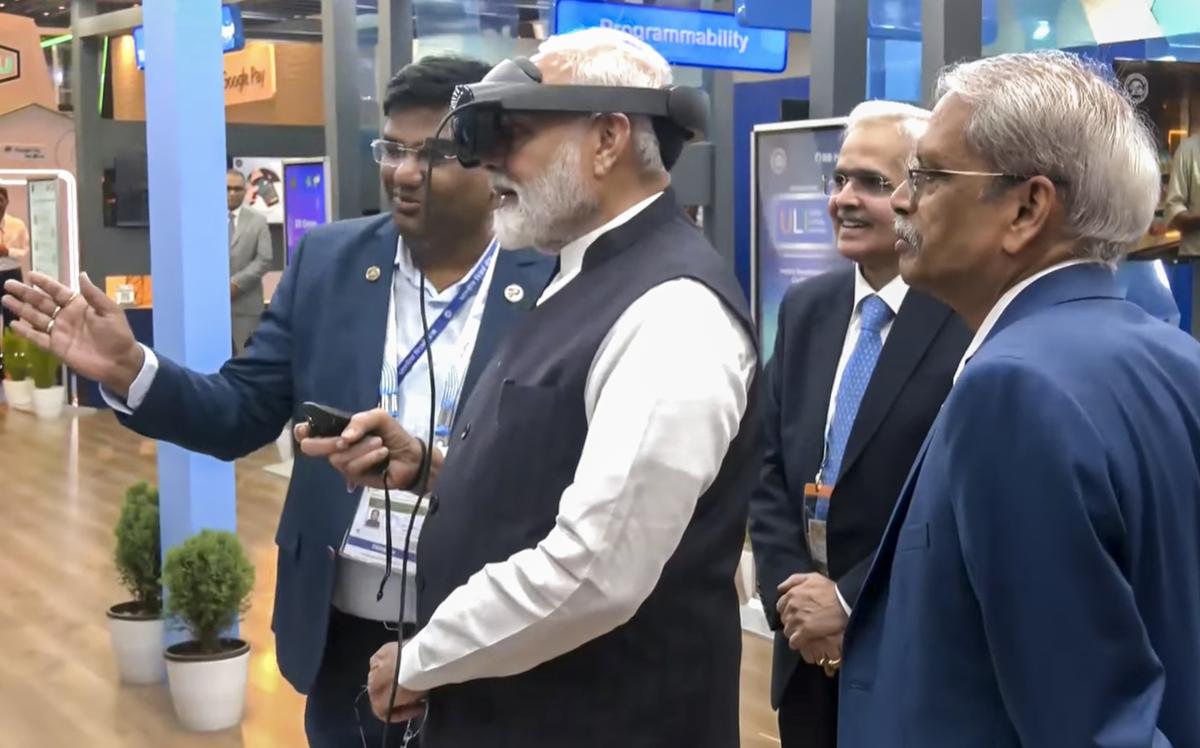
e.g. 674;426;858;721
458;249;556;415
846;424;934;633
353;218;401;411
838;291;951;480
800;275;855;480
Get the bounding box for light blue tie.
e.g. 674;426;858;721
820;294;893;499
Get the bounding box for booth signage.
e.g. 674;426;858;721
554;0;788;73
0;44;19;84
223;44;278;106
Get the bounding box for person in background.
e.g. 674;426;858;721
301;28;758;747
1165;131;1200;251
2;56;555;748
840;51;1200;747
0;186;31;277
1165;130;1200;330
226;169;273;355
748;100;970;748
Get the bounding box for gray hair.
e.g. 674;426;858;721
536;27;673;176
845;100;930;152
935;50;1159;264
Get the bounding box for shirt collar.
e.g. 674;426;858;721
953;259;1094;382
853;266;909;318
393;235;496;301
553;190;665;284
230;205;242;220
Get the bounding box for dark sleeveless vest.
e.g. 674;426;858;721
415;190;761;747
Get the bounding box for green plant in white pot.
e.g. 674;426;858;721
162;529;255;732
2;327;33;412
27;344;64;419
107;481;165;684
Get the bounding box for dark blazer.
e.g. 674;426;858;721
748;267;970;709
115;214;556;693
839;264;1200;748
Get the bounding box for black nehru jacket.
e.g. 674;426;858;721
415;190;762;748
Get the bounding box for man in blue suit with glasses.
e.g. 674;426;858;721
2;56;555;747
839;51;1200;748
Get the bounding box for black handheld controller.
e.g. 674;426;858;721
299;401;354;438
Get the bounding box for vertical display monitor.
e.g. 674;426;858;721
282;160;329;266
752;119;851;355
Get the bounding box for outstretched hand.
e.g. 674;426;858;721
1;272;144;398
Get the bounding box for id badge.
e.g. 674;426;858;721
339;487;426;573
803;483;833;576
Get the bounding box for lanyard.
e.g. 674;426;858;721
379;238;498;415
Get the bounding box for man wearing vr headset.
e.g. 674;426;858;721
3;56;555;747
302;28;759;746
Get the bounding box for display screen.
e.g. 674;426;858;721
753;122;851;355
282;161;328;266
133;4;244;70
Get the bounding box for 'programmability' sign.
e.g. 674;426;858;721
554;0;788;73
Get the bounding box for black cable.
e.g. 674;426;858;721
379;100;473;747
380;269;436;748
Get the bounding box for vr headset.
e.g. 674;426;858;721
447;57;709;171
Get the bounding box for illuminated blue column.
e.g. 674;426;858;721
142;0;237;626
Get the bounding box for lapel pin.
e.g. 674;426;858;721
504;284;525;303
365;266;381;282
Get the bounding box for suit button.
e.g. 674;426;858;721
326;545;336;560
428;493;440;515
460;423;470;441
417;577;426;593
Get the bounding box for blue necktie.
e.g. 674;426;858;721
822;294;893;491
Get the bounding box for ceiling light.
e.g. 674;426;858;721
1032;20;1050;41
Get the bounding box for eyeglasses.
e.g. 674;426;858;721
905;167;1064;197
370;139;459;169
823;172;895;197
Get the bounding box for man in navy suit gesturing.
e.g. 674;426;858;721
2;56;555;747
839;51;1200;748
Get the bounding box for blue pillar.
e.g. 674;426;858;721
142;0;237;637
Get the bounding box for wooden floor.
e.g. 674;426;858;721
0;406;780;747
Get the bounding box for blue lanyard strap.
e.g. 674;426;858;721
383;239;498;397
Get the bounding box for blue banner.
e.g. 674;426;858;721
554;0;788;73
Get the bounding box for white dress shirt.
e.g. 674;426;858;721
953;260;1095;383
825;267;908;616
333;237;497;621
396;192;758;692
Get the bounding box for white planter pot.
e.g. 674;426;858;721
3;378;33;411
106;602;166;685
165;639;250;732
32;385;64;419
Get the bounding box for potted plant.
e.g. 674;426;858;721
162;529;255;732
107;481;165;684
27;344;64;419
2;327;33;412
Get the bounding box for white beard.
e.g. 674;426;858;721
491;138;601;252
